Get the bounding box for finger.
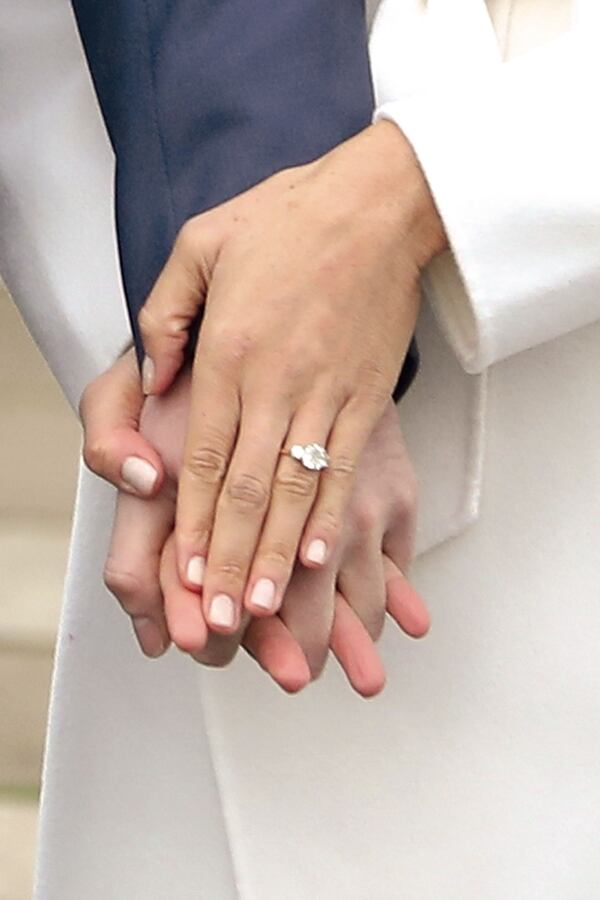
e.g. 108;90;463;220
382;555;430;638
175;362;240;595
243;402;336;619
138;218;211;395
300;399;380;569
160;534;208;655
278;561;337;679
80;350;164;497
337;534;387;642
201;402;290;633
329;593;386;699
103;490;174;658
243;615;311;695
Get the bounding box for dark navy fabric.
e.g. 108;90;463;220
71;0;418;400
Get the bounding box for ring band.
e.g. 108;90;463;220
281;442;330;471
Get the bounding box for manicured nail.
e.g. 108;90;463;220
249;578;277;611
186;556;205;588
306;538;328;565
209;594;235;628
121;456;158;495
133;617;166;658
142;356;155;394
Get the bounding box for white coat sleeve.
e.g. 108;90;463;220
374;32;600;373
0;2;130;411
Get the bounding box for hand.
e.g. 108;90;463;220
138;120;445;635
80;351;429;696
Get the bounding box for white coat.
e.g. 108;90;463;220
1;1;599;897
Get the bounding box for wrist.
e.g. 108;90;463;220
309;120;447;271
363;120;447;267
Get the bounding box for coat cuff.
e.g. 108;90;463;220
374;36;600;374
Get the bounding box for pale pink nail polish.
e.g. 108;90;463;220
142;356;155;394
121;456;158;495
186;556;205;587
306;538;328;565
209;594;235;628
250;578;277;611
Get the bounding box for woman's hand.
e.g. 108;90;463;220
139;120;445;634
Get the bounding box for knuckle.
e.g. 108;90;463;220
178;525;211;554
314;507;343;539
275;468;317;499
329;452;357;480
209;325;253;366
103;565;154;616
259;540;294;570
358;359;391;396
137;303;159;338
184;444;228;484
225;472;269;513
353;502;378;535
82;437;108;476
175;217;202;256
213;559;245;583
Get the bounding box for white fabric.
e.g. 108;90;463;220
2;1;600;898
373;0;600;373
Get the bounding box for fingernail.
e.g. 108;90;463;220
209;594;235;628
306;538;328;565
186;556;205;587
133;617;166;658
142;356;155;394
249;578;277;611
121;456;158;495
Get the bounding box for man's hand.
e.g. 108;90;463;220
80;350;430;696
137;121;445;637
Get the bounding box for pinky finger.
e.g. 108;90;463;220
330;593;386;699
383;555;430;638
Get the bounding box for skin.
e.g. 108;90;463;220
138;120;446;637
80;352;430;697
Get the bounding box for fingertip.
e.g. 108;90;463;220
163;577;208;653
248;621;312;692
167;608;208;655
245;577;281;618
205;593;239;635
353;666;387;699
301;537;329;569
121;455;162;497
182;555;205;593
269;654;312;694
143;352;184;397
402;607;431;639
344;650;386;699
132;616;171;659
386;576;431;639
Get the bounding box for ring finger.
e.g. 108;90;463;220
241;402;337;620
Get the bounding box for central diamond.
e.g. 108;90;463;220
291;443;329;471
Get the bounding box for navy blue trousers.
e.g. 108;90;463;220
71;0;418;399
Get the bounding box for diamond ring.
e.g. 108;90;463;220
281;442;330;472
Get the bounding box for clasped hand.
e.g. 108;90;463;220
80;121;444;694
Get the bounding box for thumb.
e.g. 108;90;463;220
80;349;165;496
138;218;212;396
